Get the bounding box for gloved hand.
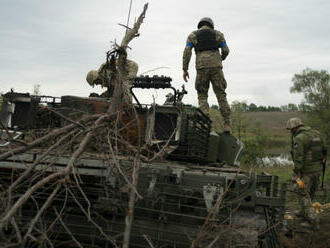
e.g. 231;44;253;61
291;174;298;183
296;178;305;189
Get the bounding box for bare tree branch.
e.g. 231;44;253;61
54;208;83;248
23;183;61;244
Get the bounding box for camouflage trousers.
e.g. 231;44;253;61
295;172;320;223
195;67;231;125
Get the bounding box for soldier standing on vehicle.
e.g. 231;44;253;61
182;17;231;132
286;117;327;229
86;59;138;98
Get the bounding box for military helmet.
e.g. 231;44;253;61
286;117;303;130
86;70;99;86
198;17;214;29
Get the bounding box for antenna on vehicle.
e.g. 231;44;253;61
126;0;133;34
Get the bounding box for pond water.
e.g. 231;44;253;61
256;153;294;167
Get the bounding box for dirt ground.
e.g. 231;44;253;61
278;188;330;248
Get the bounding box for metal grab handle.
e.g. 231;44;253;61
130;85;177;107
130;76;177;107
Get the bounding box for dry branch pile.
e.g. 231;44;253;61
0;4;150;248
0;4;279;248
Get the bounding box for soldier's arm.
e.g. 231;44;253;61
97;63;107;80
98;63;106;73
97;62;113;87
127;60;138;80
217;31;229;61
182;33;194;72
292;135;305;174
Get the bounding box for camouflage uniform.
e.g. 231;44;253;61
289;123;327;225
182;24;230;127
86;59;138;98
97;59;138;83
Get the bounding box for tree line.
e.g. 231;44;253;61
211;102;303;112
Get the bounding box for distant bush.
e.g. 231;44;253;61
241;122;267;165
230;101;282;112
210;105;219;111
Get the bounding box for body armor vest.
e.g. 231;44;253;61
304;130;323;162
194;29;219;52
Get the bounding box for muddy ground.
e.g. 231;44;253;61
278;188;330;248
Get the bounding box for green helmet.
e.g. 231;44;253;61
86;70;99;86
286;117;303;130
198;17;214;29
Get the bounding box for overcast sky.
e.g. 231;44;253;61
1;0;330;107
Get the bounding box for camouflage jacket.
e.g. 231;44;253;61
97;59;138;87
182;25;229;71
292;126;326;174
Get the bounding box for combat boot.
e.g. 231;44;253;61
293;210;305;218
299;221;312;228
309;217;320;231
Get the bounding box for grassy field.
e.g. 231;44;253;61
241;111;306;132
210;110;307;155
244;164;329;185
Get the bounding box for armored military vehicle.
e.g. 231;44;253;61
0;76;286;247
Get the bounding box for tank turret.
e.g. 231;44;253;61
0;76;286;247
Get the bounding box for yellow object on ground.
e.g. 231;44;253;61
296;178;305;189
312;202;322;213
284;213;294;220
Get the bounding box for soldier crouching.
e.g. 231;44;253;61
86;59;138;99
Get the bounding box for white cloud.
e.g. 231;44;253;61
1;0;329;107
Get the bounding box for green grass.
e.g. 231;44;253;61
243;161;330;184
242;163;330;217
210;110;307;155
243;162;330;206
240;111;307;132
242;164;293;184
241;133;291;155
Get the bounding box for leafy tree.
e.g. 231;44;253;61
210;104;219;111
231;101;248;139
287;103;298;112
298;103;309;112
231;100;250;112
267;106;281;112
280;105;288;112
232;101;282;112
291;68;330;145
240;102;249;112
249;103;257;112
241;121;267;165
257;105;267;112
231;100;242;112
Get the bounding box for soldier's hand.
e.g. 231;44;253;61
183;71;189;82
291;174;298;183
